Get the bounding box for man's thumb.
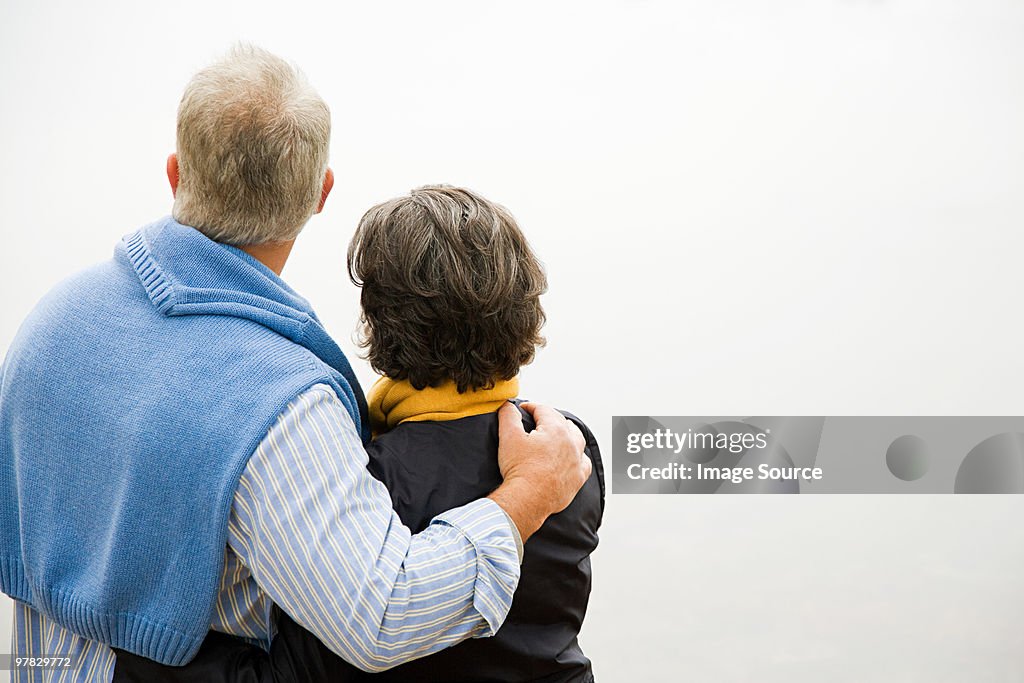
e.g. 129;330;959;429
498;401;526;440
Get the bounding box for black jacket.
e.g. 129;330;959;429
114;405;604;683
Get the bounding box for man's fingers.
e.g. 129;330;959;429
520;401;587;455
579;451;593;479
519;402;565;431
565;419;586;454
497;401;526;440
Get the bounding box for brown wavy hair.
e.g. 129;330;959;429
347;185;547;392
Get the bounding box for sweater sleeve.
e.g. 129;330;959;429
225;384;521;672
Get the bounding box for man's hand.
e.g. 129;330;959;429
487;402;591;542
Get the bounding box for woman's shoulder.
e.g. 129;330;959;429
513;401;606;513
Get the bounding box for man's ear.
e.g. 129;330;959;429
316;167;334;214
166;153;179;198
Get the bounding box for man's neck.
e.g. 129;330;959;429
240;240;295;276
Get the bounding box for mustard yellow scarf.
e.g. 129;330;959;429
368;376;519;434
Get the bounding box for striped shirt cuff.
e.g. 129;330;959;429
432;498;522;636
500;509;525;564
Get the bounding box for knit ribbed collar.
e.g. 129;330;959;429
120;216;370;439
368;376;519;434
124;217;311;321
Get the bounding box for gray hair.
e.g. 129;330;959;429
173;45;330;246
348;185;547;392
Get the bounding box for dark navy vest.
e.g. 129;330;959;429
357;407;604;682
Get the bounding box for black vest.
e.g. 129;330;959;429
114;406;604;683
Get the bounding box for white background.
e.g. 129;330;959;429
2;1;1024;681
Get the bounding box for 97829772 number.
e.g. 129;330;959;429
14;657;73;669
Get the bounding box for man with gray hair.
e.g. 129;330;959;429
0;45;591;682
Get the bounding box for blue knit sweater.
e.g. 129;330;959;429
0;217;369;665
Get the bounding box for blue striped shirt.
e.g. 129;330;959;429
11;384;522;682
